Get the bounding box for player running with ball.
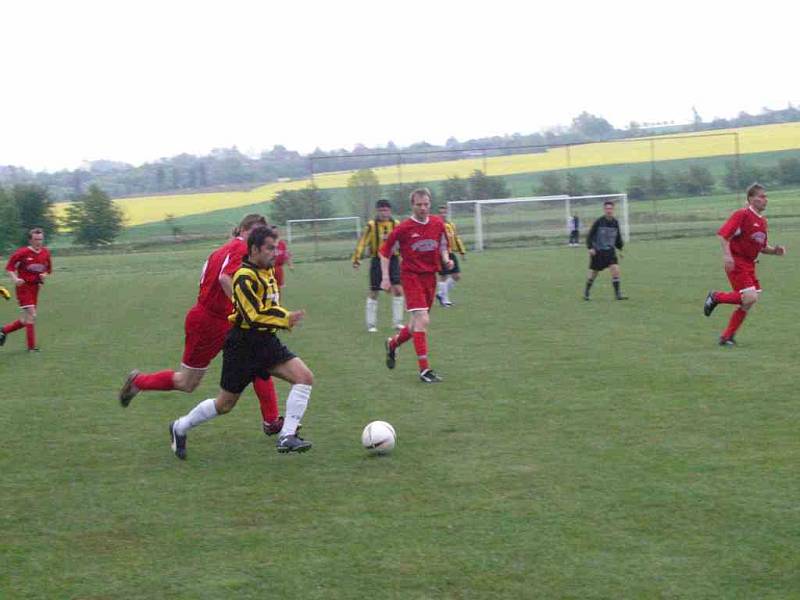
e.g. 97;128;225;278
381;188;452;383
703;183;786;346
169;226;314;459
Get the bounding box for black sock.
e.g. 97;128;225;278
612;277;621;297
584;279;594;297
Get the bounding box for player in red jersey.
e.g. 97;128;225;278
1;228;52;352
703;183;786;346
119;214;284;434
271;225;292;289
380;188;452;383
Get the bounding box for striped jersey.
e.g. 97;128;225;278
352;218;400;263
443;221;466;255
229;259;291;331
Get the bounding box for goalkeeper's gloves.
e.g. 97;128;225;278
0;286;10;300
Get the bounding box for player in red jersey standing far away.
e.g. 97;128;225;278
271;225;292;289
119;214;285;435
1;228;52;352
703;183;786;346
381;188;452;383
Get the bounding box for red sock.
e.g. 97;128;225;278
254;376;279;423
391;326;412;350
133;370;175;391
714;291;742;304
412;331;429;371
2;320;24;335
722;308;747;339
25;324;36;350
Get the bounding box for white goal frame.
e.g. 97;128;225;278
286;216;362;244
447;193;629;251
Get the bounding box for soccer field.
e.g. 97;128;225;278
2;234;799;598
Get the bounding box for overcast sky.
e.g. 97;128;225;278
1;0;797;171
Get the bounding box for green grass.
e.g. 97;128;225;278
2;231;799;598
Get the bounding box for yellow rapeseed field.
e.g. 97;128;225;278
53;122;800;227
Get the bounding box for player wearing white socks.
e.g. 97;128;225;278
170;226;314;459
352;199;404;332
435;205;466;307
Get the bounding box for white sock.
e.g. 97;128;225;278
174;398;218;435
279;384;311;437
392;296;405;327
446;277;456;294
366;298;378;329
437;281;447;297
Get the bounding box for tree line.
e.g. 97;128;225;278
3;106;799;201
0;184;124;252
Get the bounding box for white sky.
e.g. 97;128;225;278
1;0;798;171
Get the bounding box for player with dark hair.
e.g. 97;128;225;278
119;214;285;435
435;204;466;307
703;183;786;346
1;228;52;351
352;199;404;331
169;226;313;459
583;201;627;301
381;188;452;383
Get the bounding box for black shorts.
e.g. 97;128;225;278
220;328;296;394
370;255;401;291
589;249;618;272
439;252;461;275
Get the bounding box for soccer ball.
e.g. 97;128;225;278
361;421;396;455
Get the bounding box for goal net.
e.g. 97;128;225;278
285;216;361;262
447;194;628;251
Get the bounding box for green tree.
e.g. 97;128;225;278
777;158;800;185
269;185;333;224
566;172;586;196
588;173;615;195
649;169;670;197
63;185;125;247
347;168;381;221
439;175;469;203
12;184;57;244
626;175;649;200
468;169;509;200
537;172;565;195
671;166;715;196
0;187;23;252
723;161;764;191
571;111;614;139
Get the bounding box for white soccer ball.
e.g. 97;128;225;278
361;421;396;455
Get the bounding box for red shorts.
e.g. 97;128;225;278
401;271;437;311
726;262;761;292
181;304;231;369
16;283;40;308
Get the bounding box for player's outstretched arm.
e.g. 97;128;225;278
763;244;787;256
718;235;735;271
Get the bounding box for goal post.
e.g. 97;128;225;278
447;193;628;251
285;216;362;262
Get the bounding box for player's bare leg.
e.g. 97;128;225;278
609;264;627;300
269;357;314;453
120;364;205;407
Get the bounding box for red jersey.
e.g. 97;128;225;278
274;239;290;267
718;207;768;264
380;215;448;274
196;237;247;317
6;246;52;284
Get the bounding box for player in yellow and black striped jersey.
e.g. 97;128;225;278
169;227;315;458
352;199;405;332
436;205;467;307
0;286;10;301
